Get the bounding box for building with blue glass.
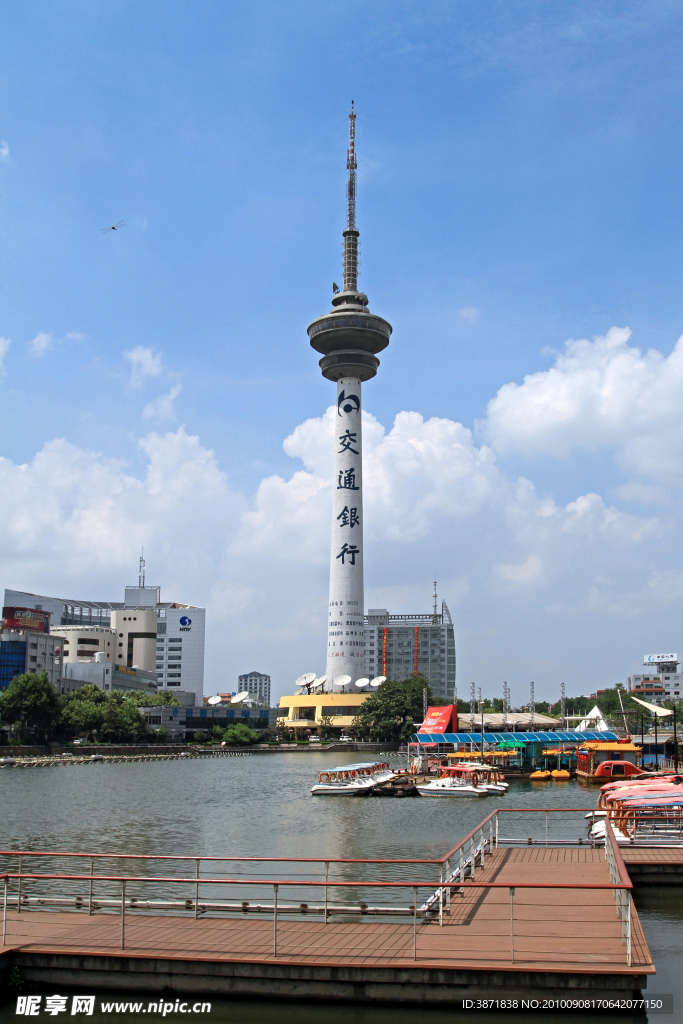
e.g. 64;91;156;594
0;629;64;691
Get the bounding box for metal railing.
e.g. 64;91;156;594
0;809;636;967
604;817;633;964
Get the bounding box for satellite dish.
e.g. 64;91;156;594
231;690;250;705
295;672;316;687
317;675;327;686
207;695;222;706
355;677;370;688
294;687;305;696
334;674;351;690
370;676;386;687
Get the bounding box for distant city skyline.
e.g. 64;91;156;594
2;3;683;702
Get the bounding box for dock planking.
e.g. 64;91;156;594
2;849;652;975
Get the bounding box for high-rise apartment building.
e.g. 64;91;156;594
237;671;271;705
363;597;456;702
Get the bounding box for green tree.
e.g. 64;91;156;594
352;675;433;742
0;673;61;741
63;699;104;740
319;713;334;739
154;725;169;744
222;723;258;745
124;690;181;707
119;699;147;740
93;694;146;742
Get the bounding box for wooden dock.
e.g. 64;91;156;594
1;844;653;1005
621;846;683;884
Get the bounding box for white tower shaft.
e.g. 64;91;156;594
325;378;365;688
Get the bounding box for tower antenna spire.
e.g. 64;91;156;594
343;100;359;292
139;548;145;589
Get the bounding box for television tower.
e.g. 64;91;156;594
308;103;392;691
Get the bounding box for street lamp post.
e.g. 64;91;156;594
673;702;678;773
479;700;485;755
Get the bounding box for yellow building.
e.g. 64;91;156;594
277;691;372;735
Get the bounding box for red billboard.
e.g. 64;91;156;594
419;705;457;734
1;606;50;634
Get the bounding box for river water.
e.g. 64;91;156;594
0;752;680;1021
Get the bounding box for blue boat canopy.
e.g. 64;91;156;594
410;730;619;744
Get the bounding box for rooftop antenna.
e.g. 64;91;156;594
529;681;535;730
343;100;359;292
139;548;145;589
560;681;566;728
432;577;438;620
469;681;476;732
502;681;509;729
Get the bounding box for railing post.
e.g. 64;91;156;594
626;893;632;966
439;864;443;927
510;887;515;963
195;859;200;920
273;884;278;955
2;876;6;945
325;861;329;924
88;857;94;915
480;828;485;868
495;811;499;848
445;857;451;908
413;886;418;960
120;880;126;950
17;856;22;914
470;838;475;882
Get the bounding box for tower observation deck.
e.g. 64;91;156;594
307;104;392;692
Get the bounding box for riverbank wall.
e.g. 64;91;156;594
0;741;399;757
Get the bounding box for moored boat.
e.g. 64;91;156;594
449;762;509;792
416;765;490;797
310;761;395;796
590;773;683;843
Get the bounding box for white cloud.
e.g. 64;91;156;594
143;384;182;420
0;397;675;704
0;337;10;375
497;553;543;584
458;306;480;323
0;141;8;165
124;346;163;387
28;331;53;357
482;326;683;482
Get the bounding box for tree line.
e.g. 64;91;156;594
0;672;263;746
0;673;180;744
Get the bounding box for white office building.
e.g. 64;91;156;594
50;625;116;664
627;654;681;706
237;671;271;705
5;584;206;707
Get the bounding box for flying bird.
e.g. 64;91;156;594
101;220;125;233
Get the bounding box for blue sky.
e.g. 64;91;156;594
3;1;683;703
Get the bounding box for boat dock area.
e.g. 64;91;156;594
0;809;657;1005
